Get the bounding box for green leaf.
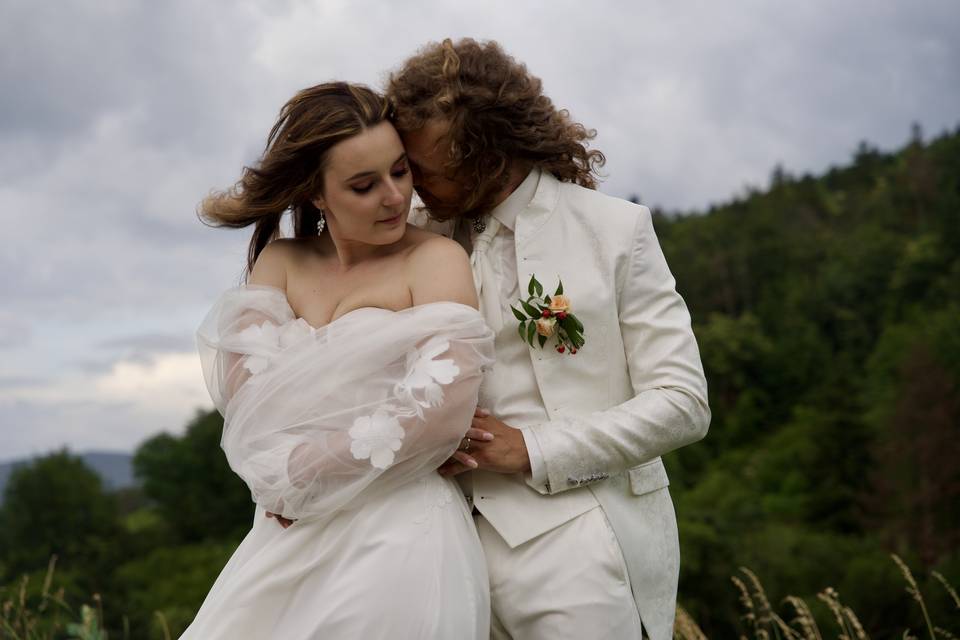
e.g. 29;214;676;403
555;279;564;295
520;299;542;318
544;294;552;305
570;313;584;332
526;320;537;346
533;276;543;297
518;321;527;342
511;305;527;322
527;274;537;296
537;333;547;348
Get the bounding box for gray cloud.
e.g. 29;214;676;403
97;332;193;353
0;0;958;460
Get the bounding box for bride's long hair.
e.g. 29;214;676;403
199;82;393;277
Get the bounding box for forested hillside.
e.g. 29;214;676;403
656;124;960;636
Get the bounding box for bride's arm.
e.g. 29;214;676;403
220;242;290;400
405;234;492;466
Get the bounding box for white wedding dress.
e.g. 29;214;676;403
180;285;495;639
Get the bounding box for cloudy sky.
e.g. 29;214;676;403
1;0;958;463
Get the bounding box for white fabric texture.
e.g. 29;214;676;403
477;509;643;640
183;285;495;639
462;169;601;547
469;215;504;333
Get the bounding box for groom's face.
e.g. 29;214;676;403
400;118;467;216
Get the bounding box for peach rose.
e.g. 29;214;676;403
535;317;557;337
548;295;571;314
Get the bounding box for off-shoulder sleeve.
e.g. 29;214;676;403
196;291;494;522
196;285;299;414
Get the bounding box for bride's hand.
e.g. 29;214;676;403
437;424;495;474
266;511;296;529
438;409;531;477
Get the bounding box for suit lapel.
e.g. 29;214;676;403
513;171;563;414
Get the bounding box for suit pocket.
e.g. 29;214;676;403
627;457;670;496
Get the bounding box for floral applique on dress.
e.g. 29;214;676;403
238;319;314;375
349;338;462;471
395;338;460;414
348;407;406;469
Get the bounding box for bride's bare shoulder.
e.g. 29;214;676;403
404;229;477;308
248;238;313;290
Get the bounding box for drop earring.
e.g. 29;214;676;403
317;209;326;234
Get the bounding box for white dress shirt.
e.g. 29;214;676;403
460;168;599;545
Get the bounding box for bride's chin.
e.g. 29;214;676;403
369;224;407;246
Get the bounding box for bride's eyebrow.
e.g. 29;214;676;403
344;153;408;182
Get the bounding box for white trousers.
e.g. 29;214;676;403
475;506;645;639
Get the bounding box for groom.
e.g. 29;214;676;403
389;39;711;640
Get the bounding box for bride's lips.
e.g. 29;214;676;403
377;213;403;225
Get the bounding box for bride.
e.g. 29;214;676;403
182;82;494;639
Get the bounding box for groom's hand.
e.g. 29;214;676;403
438;408;531;477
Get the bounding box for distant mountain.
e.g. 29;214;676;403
0;451;136;501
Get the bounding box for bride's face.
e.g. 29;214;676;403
313;121;413;246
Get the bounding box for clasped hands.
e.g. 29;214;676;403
266;408;529;529
438;408;531;476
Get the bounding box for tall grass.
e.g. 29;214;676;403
0;556;113;640
675;554;959;640
1;552;955;639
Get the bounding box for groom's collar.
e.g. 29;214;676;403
488;167;541;232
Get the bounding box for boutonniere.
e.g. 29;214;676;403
511;275;585;355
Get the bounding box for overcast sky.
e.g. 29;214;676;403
1;0;958;463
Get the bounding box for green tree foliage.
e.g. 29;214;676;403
133;410;254;543
0;450;123;582
112;541;238;639
659;125;960;637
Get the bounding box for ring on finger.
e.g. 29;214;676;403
459;437;472;452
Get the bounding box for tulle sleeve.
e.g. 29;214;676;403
196;286;495;522
196;285;300;413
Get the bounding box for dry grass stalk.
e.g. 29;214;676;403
784;595;823;640
817;587;856;640
674;604;709;640
892;554;936;640
37;555;57;614
732;574;762;637
843;605;869;640
154;610;173;640
932;572;960;611
739;568;803;640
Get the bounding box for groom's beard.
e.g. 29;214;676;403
415;176;505;224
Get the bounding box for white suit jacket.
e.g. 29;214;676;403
411;170;710;640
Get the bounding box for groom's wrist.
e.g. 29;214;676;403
520;427;548;488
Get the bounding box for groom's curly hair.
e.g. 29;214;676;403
387;38;605;222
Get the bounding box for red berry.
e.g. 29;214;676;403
541;309;551;318
557;312;567;320
557;345;565;353
571;348;578;354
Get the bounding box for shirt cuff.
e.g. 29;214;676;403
521;427;549;491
